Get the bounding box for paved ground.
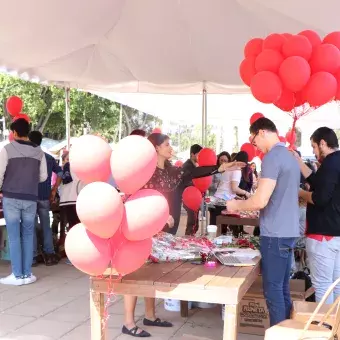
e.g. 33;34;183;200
0;213;262;339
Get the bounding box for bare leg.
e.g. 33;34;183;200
124;295;138;328
144;297;156;320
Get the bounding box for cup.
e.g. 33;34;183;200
207;225;217;240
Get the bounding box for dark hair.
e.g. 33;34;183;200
310;127;339;149
217;151;231;165
230;153;237;161
10;118;30;138
235;151;250;182
28;131;43;146
250;162;258;178
130;129;146;137
190;144;203;156
250;117;277;134
148;133;170;148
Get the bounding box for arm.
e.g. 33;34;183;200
292;151;313;178
0;149;8;189
231;181;249;197
300;162;339;207
39;154;48;182
227;178;276;211
50;158;63;201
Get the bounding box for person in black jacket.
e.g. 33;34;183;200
296;127;340;304
182;144;203;235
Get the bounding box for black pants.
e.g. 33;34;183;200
60;205;80;231
184;205;199;235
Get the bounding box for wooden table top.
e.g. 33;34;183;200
91;258;261;305
216;215;259;227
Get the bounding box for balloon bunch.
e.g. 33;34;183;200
182;148;216;211
240;30;340;147
6;96;30;142
65;134;169;276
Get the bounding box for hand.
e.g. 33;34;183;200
218;161;246;173
289;149;301;161
167;215;175;228
49;189;57;203
226;199;240;213
245;192;251;199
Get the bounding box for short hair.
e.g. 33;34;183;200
190;144;203;155
310;127;339;149
130;129;146;137
249;117;277;134
28;131;43;146
10;118;30;138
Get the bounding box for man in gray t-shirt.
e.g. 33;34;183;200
226;117;300;327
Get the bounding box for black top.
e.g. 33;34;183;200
182;159;197;187
306;150;340;236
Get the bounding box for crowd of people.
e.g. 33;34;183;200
0;116;340;337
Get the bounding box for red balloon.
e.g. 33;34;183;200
282;33;293;39
279;136;287;143
275;88;295;112
309;44;340;74
263;33;287;52
244;38;263;57
255;49;284;73
305;72;337;107
174;160;183;167
323;32;340;50
197;148;217;166
193;176;212;193
13;113;30;123
182;186;202;212
152;127;162;134
6;96;23;117
250;71;282;104
282;35;313;60
334;71;340;100
250;112;264;125
279;56;311;92
239;57;256;86
298;30;322;48
240;143;256;161
295;88;308;107
286;130;296;145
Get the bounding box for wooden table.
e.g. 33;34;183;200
90;258;261;340
216;215;259;236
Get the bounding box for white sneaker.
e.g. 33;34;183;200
23;275;37;285
0;273;24;286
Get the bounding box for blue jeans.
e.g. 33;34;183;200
260;236;296;326
33;200;54;256
3;197;37;277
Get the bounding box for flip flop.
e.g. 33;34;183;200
122;325;151;338
143;318;173;327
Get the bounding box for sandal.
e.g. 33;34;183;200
143;318;173;327
122;325;151;338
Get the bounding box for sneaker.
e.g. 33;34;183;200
0;273;24;286
65;258;73;265
23;275;37;285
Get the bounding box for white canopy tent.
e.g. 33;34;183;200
1;0;340;147
1;0;339;94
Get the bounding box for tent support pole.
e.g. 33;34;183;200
118;104;123;140
65;87;71;150
201;84;208;236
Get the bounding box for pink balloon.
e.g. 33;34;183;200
65;224;110;276
112;238;152;276
70;135;112;184
110;136;157;195
122;189;169;241
76;182;124;239
109;225;128;256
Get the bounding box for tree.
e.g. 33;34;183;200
0;74;161;142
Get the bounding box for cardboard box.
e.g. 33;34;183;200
238;277;306;336
292;301;336;326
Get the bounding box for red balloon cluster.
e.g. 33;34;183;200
66;135;170;277
240;30;340;110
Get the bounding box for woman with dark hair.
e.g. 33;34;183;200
122;134;245;338
238;151;253;193
209;151;231;196
209;151;251;232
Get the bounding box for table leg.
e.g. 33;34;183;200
180;300;189;318
223;304;238;340
90;290;107;340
